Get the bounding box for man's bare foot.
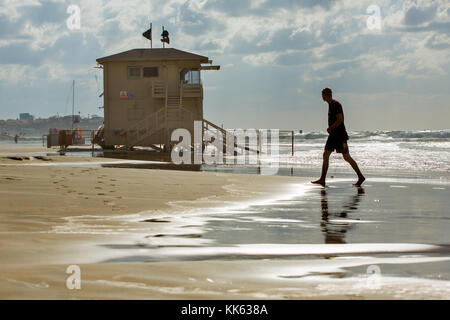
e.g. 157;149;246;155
353;176;365;186
311;179;326;187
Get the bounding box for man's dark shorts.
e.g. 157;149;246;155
325;136;349;154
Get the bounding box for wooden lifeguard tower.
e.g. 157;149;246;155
96;30;220;151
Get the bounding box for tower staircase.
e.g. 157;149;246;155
124;81;259;154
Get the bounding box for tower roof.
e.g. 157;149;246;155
96;48;209;64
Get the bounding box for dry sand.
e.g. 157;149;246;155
0;145;53;155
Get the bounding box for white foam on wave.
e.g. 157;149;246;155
268;255;450;280
242;216;305;223
150;243;443;259
47;180;314;237
366;177;450;186
46;214;144;234
137;181;314;222
328;219;380;224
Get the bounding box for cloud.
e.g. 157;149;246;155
404;4;437;26
0;42;44;65
0;0;449;130
202;0;334;17
0;0;41;22
394;0;450;35
171;1;225;36
19;0;67;25
399;21;450;35
0;63;31;84
274;50;317;66
242;51;280;67
425;33;450;49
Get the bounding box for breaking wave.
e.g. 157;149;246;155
291;129;450;141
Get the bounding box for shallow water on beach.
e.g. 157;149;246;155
84;176;450;285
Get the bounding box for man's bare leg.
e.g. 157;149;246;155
343;153;365;186
312;150;331;187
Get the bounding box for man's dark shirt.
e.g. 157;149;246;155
328;99;349;141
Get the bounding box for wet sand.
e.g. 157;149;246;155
2;259;450;300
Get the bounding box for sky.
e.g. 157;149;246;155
0;0;449;131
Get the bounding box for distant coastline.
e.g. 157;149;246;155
0;115;104;139
0;133;42;141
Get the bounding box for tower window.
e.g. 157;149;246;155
180;69;201;85
128;66;141;78
143;67;158;77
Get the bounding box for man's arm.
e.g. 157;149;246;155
327;113;343;133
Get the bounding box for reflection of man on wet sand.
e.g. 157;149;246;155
320;187;365;244
312;88;365;187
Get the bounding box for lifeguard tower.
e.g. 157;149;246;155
96;29;220;151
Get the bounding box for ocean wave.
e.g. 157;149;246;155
350;130;450;140
292;132;328;140
382;130;450;140
291;130;450;140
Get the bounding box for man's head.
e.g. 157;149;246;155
322;87;333;103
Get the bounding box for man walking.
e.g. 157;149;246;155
312;88;365;187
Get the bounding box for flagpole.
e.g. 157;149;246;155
72;80;75;131
150;22;152;48
162;26;165;48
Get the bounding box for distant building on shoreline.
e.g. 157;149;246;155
0;115;104;138
19;113;34;122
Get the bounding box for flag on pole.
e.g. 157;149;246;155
161;27;169;46
143;27;152;40
143;22;153;48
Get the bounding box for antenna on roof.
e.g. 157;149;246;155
142;22;152;48
161;26;169;48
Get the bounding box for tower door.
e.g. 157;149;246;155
167;65;179;96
